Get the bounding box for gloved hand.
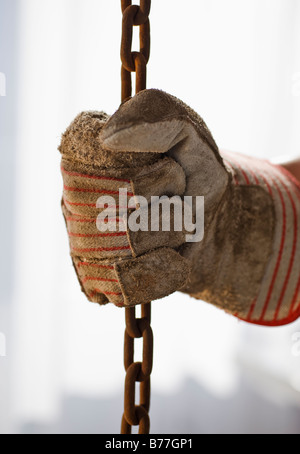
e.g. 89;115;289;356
60;89;300;326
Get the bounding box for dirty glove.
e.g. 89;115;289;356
59;89;300;326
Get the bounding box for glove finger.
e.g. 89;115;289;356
127;198;187;257
61;154;185;219
72;255;125;307
59;110;160;172
115;248;191;307
70;242;191;308
101;89;219;156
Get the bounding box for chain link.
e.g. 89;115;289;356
121;0;151;102
121;302;153;434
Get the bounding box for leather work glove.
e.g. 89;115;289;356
59;89;300;326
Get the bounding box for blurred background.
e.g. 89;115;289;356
0;0;300;434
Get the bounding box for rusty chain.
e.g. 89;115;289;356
121;0;151;102
120;0;153;435
121;304;153;434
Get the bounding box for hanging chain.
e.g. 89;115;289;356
120;0;153;434
121;304;153;434
121;0;151;102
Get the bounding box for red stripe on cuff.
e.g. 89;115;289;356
259;177;286;322
61;166;131;184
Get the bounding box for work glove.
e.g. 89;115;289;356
59;89;300;326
